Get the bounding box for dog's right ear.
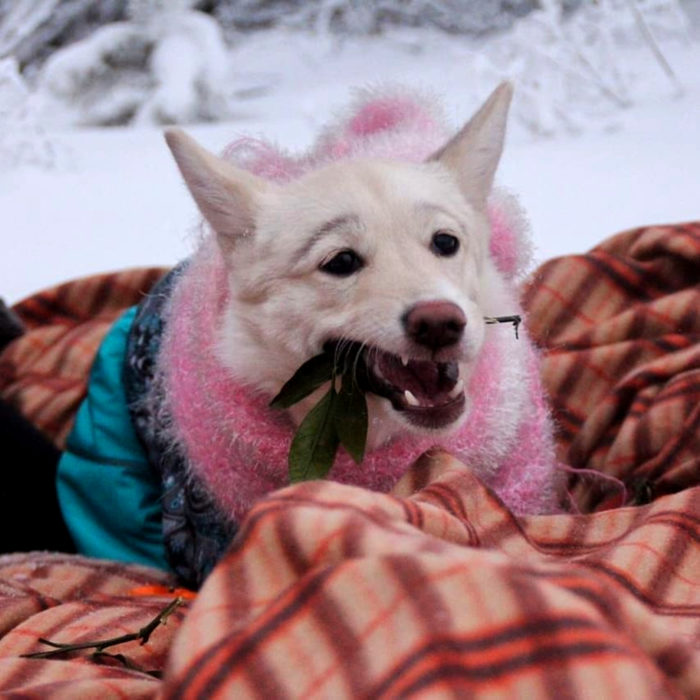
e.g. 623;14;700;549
164;128;268;255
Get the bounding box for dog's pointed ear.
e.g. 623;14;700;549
164;128;267;255
429;82;513;208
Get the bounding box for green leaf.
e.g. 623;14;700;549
288;388;340;483
269;352;335;409
334;373;368;464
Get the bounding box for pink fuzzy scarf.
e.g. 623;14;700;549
159;88;559;521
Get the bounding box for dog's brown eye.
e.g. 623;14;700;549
431;232;460;257
320;249;364;276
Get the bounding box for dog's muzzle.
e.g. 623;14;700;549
325;339;466;431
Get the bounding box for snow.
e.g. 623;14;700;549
35;6;231;127
2;25;699;304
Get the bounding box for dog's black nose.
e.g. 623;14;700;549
402;301;466;350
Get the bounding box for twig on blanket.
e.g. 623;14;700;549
21;596;184;669
92;650;164;677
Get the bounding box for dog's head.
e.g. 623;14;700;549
165;83;513;448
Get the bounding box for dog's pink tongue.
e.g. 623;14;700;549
377;353;457;399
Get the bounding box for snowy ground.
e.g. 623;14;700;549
2;28;699;304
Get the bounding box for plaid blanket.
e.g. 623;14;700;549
0;267;166;447
0;222;698;697
524;221;699;512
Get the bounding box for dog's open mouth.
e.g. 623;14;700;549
325;341;466;430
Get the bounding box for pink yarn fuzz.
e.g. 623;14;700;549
160;88;559;522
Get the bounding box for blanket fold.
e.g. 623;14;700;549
163;455;699;698
0;221;698;697
523;221;700;512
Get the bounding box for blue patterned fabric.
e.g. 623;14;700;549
123;266;237;589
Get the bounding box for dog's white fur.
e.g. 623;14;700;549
165;84;515;451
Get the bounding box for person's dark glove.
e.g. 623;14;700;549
0;298;24;352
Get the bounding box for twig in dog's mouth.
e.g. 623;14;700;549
484;314;522;339
270;349;366;484
270;314;522;483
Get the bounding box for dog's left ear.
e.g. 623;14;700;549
429;82;513;208
164;128;269;255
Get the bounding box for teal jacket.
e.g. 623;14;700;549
56;307;169;572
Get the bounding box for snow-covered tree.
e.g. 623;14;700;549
0;57;56;169
0;0;125;75
2;0;693;136
209;0;575;37
474;0;690;135
33;0;231;126
680;0;700;29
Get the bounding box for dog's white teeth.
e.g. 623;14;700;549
400;355;409;367
404;390;420;407
448;379;465;400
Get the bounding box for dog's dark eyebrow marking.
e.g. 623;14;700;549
415;202;458;219
295;214;361;262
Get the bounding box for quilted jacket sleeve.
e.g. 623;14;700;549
56;307;170;572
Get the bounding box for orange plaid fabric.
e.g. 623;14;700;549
524;221;699;511
161;456;698;698
0;552;184;697
0;267;166;446
0;462;696;697
0;223;697;697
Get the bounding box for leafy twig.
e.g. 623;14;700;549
272;348;368;483
271;313;522;481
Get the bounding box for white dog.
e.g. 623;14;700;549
149;83;558;538
56;83;559;587
165;84;516;444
